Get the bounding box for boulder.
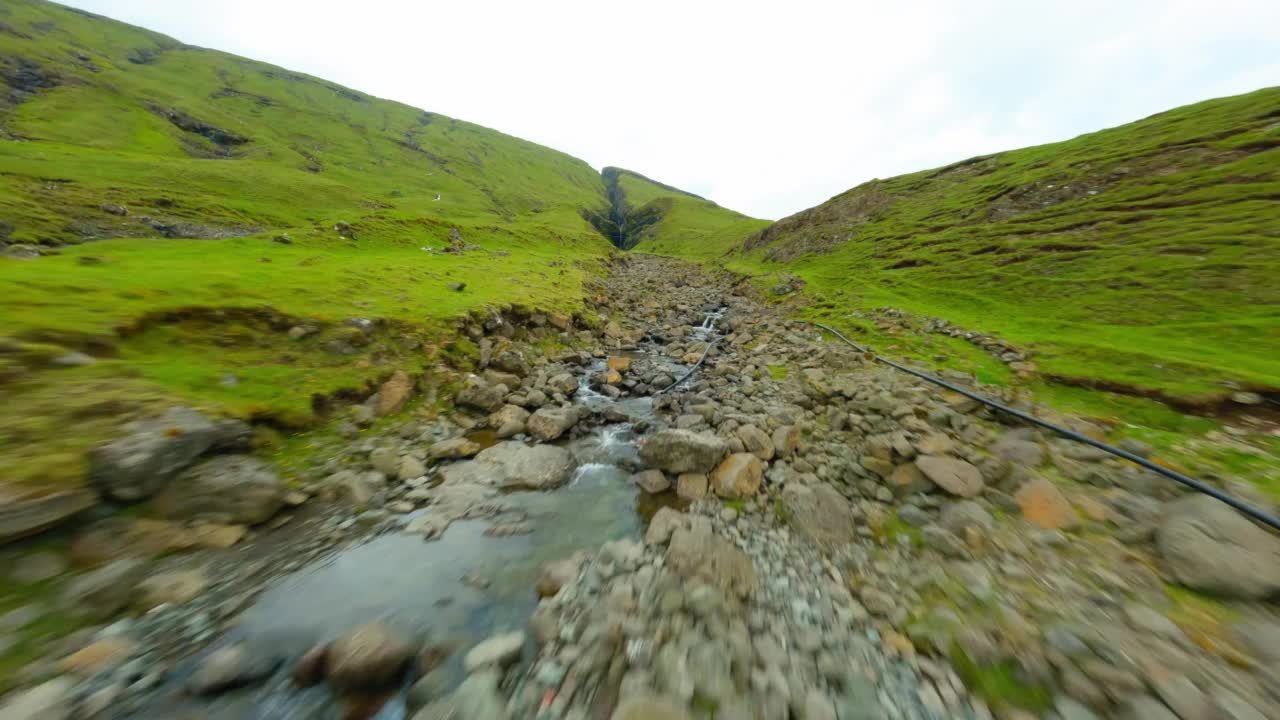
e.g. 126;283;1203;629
735;425;775;461
915;455;984;497
607;356;632;372
325;622;415;691
536;555;584;597
187;643;281;695
439;442;575;490
710;453;763;499
428;437;482;461
640;429;728;474
137;568;209;609
666;518;757;598
0;490;96;546
1015;476;1080;530
888;463;930;497
412;670;508;720
462;631;525;672
1157;495;1280;599
61;558;149;619
676;473;708;500
939;500;993;536
154;455;286;525
782;483;857;547
489;405;530;438
547;373;578;396
375;371;414;416
455;376;508;412
526;406;579;442
89;407;248;501
491;350;529;377
772;425;801;458
632;469;670;494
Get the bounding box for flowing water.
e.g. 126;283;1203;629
133;314;722;719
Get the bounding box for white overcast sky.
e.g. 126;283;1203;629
62;0;1280;219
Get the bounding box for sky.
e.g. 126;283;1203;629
62;0;1280;220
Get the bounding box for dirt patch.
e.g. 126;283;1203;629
745;186;894;260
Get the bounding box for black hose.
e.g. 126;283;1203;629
655;339;720;395
810;321;1280;533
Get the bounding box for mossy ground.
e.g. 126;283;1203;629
0;0;624;495
652;88;1279;403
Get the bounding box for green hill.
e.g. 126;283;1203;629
0;0;764;494
694;88;1280;406
586;166;768;253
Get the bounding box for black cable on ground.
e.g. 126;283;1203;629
810;321;1280;533
655;338;720;395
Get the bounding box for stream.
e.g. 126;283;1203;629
130;311;723;719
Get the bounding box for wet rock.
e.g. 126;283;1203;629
89;407;248;501
61;558;149;619
375;370;414;416
536;555;583;597
782;482;857;547
640;429;728;474
646;507;688;545
489;405;530;438
526;406;580;442
455;375;508;412
187;643;281;695
428;437;482;461
1014;476;1080;530
633;469;671;494
154;455;286;525
325;621;415;691
1157;495;1280;599
439;441;575;490
463;631;525;672
710;452;763;498
915;455;984;497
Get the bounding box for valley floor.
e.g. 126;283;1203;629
2;257;1279;720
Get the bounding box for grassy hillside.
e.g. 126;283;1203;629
706;88;1280;404
0;0;623;495
590;166;769;253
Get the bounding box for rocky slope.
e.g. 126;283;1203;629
4;255;1278;720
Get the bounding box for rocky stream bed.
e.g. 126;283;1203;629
3;256;1280;720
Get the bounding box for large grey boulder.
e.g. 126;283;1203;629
915;455;984;497
526;406;579;442
439;441;575;490
0;677;75;720
455;375;508;412
782;483;857;547
640;429;728;474
154;455;286;524
1157;495;1280;599
187;642;282;695
89;407;249;501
